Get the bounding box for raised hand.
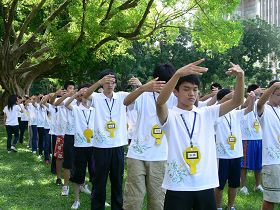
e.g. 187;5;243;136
226;63;244;77
175;59;208;77
129;76;142;87
99;74;116;86
143;77;166;92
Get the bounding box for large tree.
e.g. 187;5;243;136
0;0;241;106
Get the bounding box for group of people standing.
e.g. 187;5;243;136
2;59;280;210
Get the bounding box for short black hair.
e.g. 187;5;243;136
175;75;200;91
210;83;222;90
99;69;117;83
247;84;259;93
153;63;176;82
217;88;231;101
64;81;75;90
78;83;91;90
268;80;280;88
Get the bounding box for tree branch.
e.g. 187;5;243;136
15;57;60;74
99;0;140;25
12;0;71;62
72;0;87;47
13;0;47;49
99;0;114;25
116;0;154;39
2;0;18;55
17;46;50;69
90;36;117;52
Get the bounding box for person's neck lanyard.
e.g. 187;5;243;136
82;109;93;143
105;98;116;138
270;105;280;122
105;98;115;121
180;112;197;147
224;113;232;135
224;113;237;150
82;110;92;128
180;112;201;175
151;92;164;145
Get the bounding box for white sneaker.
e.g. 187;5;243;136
240;186;249;195
11;146;17;152
105;202;110;207
32;151;36;154
71;201;80;209
61;185;69;196
254;185;264;192
80;184;91;195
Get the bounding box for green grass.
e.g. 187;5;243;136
0;126;277;210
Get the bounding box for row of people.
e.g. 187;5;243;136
3;59;280;210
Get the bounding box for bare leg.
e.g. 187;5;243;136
64;168;70;186
241;168;247;187
228;187;237;208
254;170;261;187
56;158;63;179
215;188;223;208
262;200;274;210
74;183;80;201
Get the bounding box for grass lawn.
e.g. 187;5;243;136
0;125;276;210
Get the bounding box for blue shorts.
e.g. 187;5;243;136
218;158;241;190
241;140;262;171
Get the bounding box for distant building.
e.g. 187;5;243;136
235;0;280;27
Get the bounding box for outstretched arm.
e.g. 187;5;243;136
124;77;165;106
257;82;280;116
219;63;244;117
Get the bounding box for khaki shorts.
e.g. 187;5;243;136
262;164;280;203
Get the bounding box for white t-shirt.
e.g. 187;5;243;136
127;92;177;161
197;97;212;108
62;97;78;135
19;104;29;121
259;104;280;166
91;92;129;148
72;104;95;147
37;106;46;128
241;103;262;140
3;105;21;126
215;109;245;159
55;97;77;135
27;103;38;125
161;105;220;191
47;105;57;135
127;107;137;140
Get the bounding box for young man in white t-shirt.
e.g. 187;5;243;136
214;89;255;210
65;87;95;209
123;63;177;210
52;82;75;187
156;60;244;210
257;80;280;210
84;70;128;210
240;85;264;195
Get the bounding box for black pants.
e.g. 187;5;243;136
164;189;216;210
91;146;124;210
19;120;28;143
51;135;57;174
6;125;19;151
37;127;45;155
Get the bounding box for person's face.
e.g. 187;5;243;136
174;82;199;108
270;88;280;105
66;85;75;93
102;78;116;94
